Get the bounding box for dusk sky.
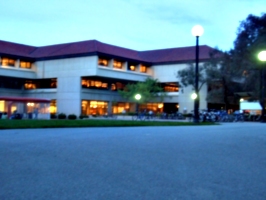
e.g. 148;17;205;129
1;0;265;51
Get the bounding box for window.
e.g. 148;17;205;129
81;100;108;115
163;83;179;92
24;81;36;89
128;62;137;71
81;79;108;90
98;58;108;66
1;58;15;67
140;65;147;73
50;100;57;114
20;61;32;69
111;82;125;91
50;79;57;88
112;102;130;114
113;60;123;69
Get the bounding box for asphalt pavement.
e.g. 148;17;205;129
0;123;266;200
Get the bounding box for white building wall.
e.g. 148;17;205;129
35;56;98;78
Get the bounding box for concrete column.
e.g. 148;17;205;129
109;59;114;68
56;76;81;116
124;61;128;71
15;59;19;68
108;101;112;114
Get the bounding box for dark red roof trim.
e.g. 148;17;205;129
0;39;215;63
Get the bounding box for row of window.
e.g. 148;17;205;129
81;79;125;91
0;77;57;90
98;57;148;73
0;57;32;69
82;78;179;92
24;79;57;89
81;100;164;115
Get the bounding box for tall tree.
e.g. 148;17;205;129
177;63;207;92
118;77;165;104
232;13;266;106
204;49;243;110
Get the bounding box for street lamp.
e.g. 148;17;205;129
258;50;266;122
191;25;204;123
134;94;141;113
191;93;197;100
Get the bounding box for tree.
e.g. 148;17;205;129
118;78;165;104
231;13;266;111
177;63;207;91
204;48;243;110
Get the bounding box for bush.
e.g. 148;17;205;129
58;113;66;119
50;114;57;119
68;114;77;120
79;114;89;119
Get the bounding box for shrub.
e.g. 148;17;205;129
58;113;66;119
79;114;89;119
50;114;57;119
68;114;77;120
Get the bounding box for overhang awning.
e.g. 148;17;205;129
240;102;262;110
0;96;50;103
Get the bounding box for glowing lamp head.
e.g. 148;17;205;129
135;94;141;100
191;93;197;100
258;51;266;62
191;25;204;37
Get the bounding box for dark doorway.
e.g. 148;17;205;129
163;103;179;114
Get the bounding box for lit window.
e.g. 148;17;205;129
50;79;57;88
111;84;116;91
88;101;108;115
81;78;108;90
163;83;179;92
50;100;57;114
102;83;108;88
98;58;108;66
130;65;136;71
20;61;32;69
95;81;102;87
24;81;36;89
1;58;15;67
81;79;87;87
140;65;147;73
113;60;123;69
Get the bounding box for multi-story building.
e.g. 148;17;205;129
0;39;214;118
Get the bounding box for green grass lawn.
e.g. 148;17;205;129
0;119;216;129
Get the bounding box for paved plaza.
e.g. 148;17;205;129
0;123;266;200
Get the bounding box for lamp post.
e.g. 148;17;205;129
191;25;204;123
135;94;141;113
258;50;266;122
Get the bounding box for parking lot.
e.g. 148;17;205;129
1;123;266;200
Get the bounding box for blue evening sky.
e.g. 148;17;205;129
0;0;265;51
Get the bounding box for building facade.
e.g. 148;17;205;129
0;39;214;117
